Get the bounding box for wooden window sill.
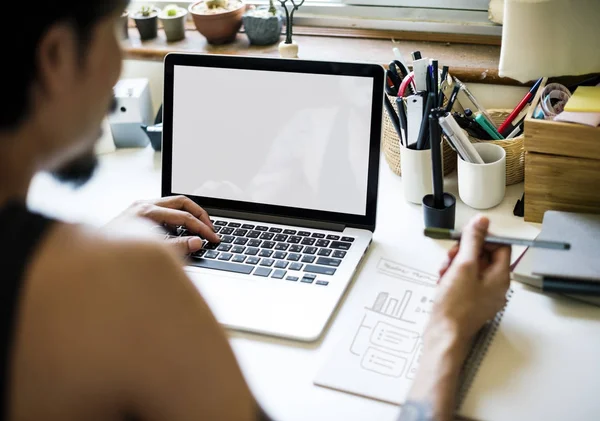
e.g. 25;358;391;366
122;27;519;86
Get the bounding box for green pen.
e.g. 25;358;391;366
474;112;504;140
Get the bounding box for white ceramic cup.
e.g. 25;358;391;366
457;143;506;209
400;143;433;204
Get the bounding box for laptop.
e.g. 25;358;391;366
161;53;384;341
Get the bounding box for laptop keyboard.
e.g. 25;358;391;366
171;220;355;286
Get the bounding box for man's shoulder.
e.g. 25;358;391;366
31;220;182;287
9;222;195;419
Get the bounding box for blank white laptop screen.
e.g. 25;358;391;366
171;65;374;216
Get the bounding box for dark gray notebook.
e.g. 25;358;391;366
532;211;600;282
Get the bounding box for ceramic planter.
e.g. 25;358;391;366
243;6;283;46
133;7;160;41
189;0;246;45
279;40;299;58
159;7;188;42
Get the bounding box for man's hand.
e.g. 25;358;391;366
398;215;511;421
431;215;511;342
118;196;220;255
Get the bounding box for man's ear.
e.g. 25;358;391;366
35;23;79;99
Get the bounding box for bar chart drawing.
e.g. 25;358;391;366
314;252;444;404
369;290;414;323
347;259;437;379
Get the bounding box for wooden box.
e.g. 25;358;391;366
524;78;600;223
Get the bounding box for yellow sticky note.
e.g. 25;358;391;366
564;86;600;113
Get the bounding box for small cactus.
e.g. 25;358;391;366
205;0;228;8
165;4;180;16
139;5;154;17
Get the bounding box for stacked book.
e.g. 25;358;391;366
512;211;600;306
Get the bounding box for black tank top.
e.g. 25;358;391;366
0;202;281;421
0;202;54;419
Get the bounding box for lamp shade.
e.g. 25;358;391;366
499;0;600;83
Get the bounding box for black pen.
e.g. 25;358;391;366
416;91;435;150
452;112;492;139
445;84;460;114
432;60;439;104
426;65;433;94
396;97;408;147
429;110;444;208
438;65;449;108
384;95;403;146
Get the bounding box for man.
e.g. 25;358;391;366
0;2;511;421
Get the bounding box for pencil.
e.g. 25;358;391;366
424;228;571;250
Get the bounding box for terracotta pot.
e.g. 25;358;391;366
189;0;246;45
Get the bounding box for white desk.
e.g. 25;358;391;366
27;146;542;421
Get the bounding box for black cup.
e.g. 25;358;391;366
423;193;456;229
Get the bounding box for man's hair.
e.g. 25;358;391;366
2;0;128;131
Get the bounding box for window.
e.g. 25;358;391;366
130;0;500;36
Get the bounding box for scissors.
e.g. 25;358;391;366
388;60;416;97
386;60;409;97
390;60;409;80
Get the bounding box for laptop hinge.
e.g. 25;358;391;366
204;208;346;232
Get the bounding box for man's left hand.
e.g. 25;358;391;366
117;196;220;255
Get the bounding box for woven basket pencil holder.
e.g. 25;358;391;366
382;94;457;177
462;109;525;186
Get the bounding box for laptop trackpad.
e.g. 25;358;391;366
186;270;331;340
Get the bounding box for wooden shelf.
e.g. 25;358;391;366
122;27;521;86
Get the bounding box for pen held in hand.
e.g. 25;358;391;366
424;227;571;250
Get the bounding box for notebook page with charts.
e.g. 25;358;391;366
313;244;512;410
315;248;600;420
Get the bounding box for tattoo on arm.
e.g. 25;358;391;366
397;401;437;421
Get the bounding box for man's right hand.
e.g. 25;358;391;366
398;215;512;421
431;215;512;343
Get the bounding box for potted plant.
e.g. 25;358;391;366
189;0;246;45
133;5;160;41
242;1;283;46
278;0;305;58
120;10;129;39
159;4;188;42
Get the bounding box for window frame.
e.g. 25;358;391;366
127;0;501;36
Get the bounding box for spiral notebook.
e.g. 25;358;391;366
313;247;515;409
315;253;600;421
